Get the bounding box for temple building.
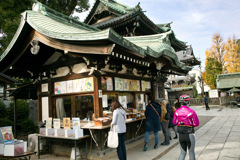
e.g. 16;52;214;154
0;0;199;158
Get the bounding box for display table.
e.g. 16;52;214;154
37;135;90;160
0;151;35;160
81;118;145;152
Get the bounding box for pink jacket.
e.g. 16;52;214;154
172;106;199;127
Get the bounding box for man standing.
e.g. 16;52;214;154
160;99;170;145
204;95;210;110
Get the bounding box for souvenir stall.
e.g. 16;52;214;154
0;1;195;158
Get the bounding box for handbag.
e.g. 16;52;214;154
164;112;170;120
177;125;194;134
107;124;118;148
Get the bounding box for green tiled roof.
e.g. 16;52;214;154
0;0;191;74
32;1;99;32
99;0;136;15
217;73;240;89
125;32;191;71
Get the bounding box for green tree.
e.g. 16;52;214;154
203;57;222;89
205;33;226;73
0;0;89;55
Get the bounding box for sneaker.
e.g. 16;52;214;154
154;144;158;150
143;144;148;151
161;141;170;146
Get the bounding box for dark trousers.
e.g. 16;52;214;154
117;133;127;160
205;102;210;110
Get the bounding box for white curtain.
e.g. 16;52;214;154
56;98;66;119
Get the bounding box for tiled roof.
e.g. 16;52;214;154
125;32;192;71
99;0;136;15
217;73;240;89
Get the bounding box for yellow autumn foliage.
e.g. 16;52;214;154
224;34;240;73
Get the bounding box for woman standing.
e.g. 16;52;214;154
143;98;161;151
173;95;199;160
111;100;127;160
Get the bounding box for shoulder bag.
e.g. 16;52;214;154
150;103;161;120
107;124;118;148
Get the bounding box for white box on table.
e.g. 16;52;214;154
0;143;4;155
4;141;24;156
65;129;75;138
46;128;55;136
13;140;27;152
74;129;84;138
56;129;65;137
39;128;46;135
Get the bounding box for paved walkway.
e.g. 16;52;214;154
32;105;240;160
159;105;240;160
108;105;240;160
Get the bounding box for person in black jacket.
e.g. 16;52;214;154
204;95;210;110
143;98;162;151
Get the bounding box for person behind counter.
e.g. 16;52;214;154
111;100;127;160
143;98;161;151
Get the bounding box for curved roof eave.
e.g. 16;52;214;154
0;12;33;73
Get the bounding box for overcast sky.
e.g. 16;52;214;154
77;0;240;68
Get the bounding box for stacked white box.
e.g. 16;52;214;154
56;129;65;137
74;129;84;138
65;129;75;138
46;128;55;136
4;141;24;156
39;128;46;135
0;143;4;155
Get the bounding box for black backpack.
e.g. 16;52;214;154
164;112;170;120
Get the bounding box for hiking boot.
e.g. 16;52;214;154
154;144;158;150
143;144;148;151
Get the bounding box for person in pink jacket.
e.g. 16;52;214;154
173;95;199;160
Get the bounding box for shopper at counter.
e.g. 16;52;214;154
143;98;162;151
111;100;127;160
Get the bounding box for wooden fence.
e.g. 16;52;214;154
169;97;237;106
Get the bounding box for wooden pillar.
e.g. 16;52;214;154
93;75;103;118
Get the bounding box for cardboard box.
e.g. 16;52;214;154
4;141;24;156
74;129;84;138
0;143;4;155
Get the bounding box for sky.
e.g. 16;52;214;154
76;0;240;68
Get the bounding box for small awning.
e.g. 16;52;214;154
10;84;38;99
227;87;240;93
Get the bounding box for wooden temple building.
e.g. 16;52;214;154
0;0;198;158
